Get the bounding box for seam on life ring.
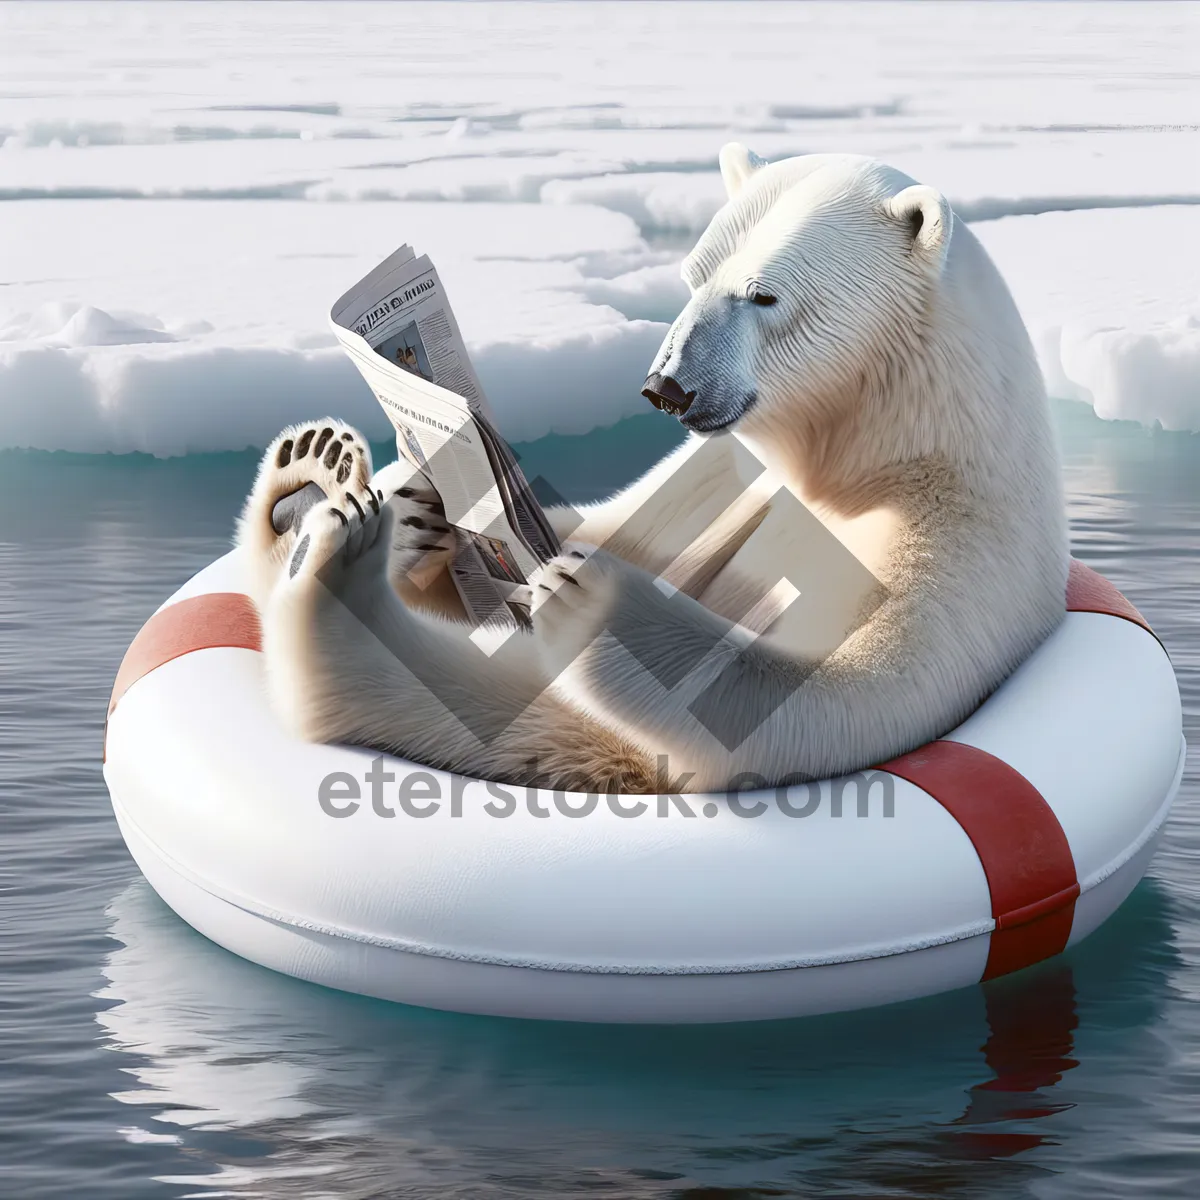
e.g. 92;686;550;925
108;793;998;975
997;884;1081;932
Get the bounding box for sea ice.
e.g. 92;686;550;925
976;208;1200;432
2;1;1197;453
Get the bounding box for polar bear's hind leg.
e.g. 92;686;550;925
260;486;408;744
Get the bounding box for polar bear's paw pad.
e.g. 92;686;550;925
273;424;365;483
247;420;373;540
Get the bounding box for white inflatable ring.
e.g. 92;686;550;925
104;551;1184;1023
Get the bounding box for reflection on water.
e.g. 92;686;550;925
93;878;1174;1199
2;398;1198;1198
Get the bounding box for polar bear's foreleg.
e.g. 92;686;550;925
530;543;907;791
368;460;465;620
544;432;768;588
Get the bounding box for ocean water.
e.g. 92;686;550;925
2;402;1198;1200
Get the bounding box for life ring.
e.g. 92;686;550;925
103;551;1184;1023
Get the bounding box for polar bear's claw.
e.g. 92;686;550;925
371;460;457;589
282;482;390;595
529;543;613;657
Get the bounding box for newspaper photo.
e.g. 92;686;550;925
330;245;562;629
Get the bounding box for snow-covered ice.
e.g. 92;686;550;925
0;198;664;452
976;208;1200;432
2;0;1198;454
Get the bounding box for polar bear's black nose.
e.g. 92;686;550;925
642;374;695;417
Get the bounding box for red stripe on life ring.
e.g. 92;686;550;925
1066;558;1153;634
105;592;262;758
879;740;1079;981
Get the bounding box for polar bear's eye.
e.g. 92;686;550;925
749;290;777;307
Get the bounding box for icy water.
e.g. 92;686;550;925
2;405;1198;1200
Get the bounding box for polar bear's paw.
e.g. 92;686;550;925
237;420;375;609
279;485;394;607
530;543;617;664
371;460;457;592
530;545;595;612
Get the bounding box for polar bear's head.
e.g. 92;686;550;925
643;147;955;438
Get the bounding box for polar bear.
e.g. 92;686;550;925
236;147;1068;793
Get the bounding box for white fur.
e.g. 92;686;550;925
236;148;1068;793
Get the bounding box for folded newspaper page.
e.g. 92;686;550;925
330;245;561;628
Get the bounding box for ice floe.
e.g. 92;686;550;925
2;1;1197;452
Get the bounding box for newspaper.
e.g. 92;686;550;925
330;245;561;628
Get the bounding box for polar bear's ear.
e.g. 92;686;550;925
719;142;766;200
888;185;953;270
